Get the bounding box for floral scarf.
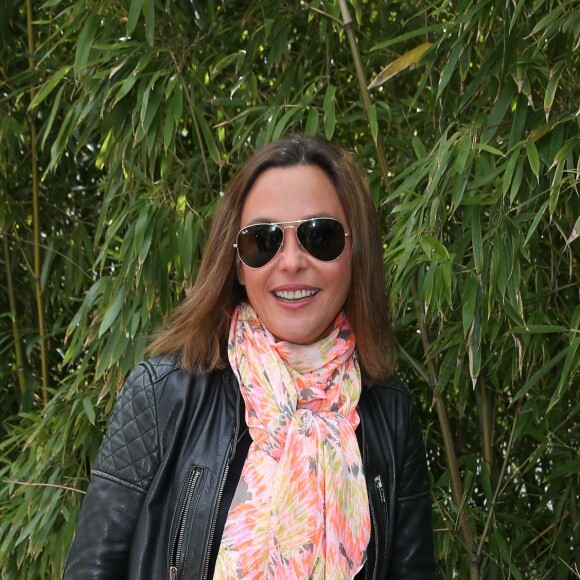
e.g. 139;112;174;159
214;302;370;579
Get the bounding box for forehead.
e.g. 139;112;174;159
240;165;348;226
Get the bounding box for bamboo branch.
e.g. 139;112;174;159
337;0;391;196
476;399;523;558
169;50;211;184
3;236;27;397
3;479;86;495
26;0;49;402
412;281;479;579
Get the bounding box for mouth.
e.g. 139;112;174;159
272;288;320;302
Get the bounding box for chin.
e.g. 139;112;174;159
273;325;330;345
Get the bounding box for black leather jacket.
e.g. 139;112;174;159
64;355;436;579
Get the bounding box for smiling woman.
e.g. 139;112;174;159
63;134;436;579
236;165;353;345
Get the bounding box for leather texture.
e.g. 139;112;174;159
63;354;436;579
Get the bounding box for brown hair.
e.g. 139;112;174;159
149;134;394;384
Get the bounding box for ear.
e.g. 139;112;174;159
236;258;246;285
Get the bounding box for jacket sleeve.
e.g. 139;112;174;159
63;364;160;579
390;395;437;579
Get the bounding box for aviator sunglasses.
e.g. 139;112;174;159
234;217;351;269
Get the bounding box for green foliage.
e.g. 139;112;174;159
1;0;578;577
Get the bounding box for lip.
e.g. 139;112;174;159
270;284;321;307
271;284;320;292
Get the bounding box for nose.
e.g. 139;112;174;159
276;226;307;271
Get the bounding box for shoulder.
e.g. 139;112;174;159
125;354;238;409
110;353;184;410
137;352;183;383
358;373;422;441
360;373;413;406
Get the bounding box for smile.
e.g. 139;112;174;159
273;289;320;301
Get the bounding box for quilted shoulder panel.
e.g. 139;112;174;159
92;365;159;492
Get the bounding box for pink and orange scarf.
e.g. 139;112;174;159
215;302;370;579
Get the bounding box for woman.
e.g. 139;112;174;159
64;134;436;579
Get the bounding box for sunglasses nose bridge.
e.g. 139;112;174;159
279;224;304;252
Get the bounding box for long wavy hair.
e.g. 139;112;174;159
149;134;394;384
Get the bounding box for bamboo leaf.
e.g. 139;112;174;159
114;73;139;104
524;199;549;246
127;0;141;36
142;82;163;133
467;310;481;388
454;135;472;174
551;136;579;168
502;146;521;196
482;83;514;143
512;348;569;402
134;207;149;256
29;66;71;110
40;85;65;150
544;63;564;121
74;14;99;74
462;275;477;336
421;235;450;261
98;288;126;338
546;459;580;481
512;324;569;334
195;108;220;165
530;4;564;36
163;94;175;150
412;136;428;160
179;211;194;278
509;158;525;203
471;208;483;274
174;83;183;124
82;397;95;425
368;42;432;89
49;106;76;170
437;40;463;98
323;85;336;140
370;25;441;51
567;215;580;246
305;107;319;135
549;160;564;214
369;104;378;143
525;139;540;177
477;143;504;157
144;0;155;46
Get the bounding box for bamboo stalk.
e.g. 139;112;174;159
3;236;27;396
568;481;580;572
26;0;49;402
337;0;391;195
480;376;493;479
412;281;479;579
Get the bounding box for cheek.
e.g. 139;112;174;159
238;268;267;301
236;260;245;286
336;254;352;292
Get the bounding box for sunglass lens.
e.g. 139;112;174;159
237;224;283;268
298;219;345;261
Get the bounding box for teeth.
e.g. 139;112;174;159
274;289;318;300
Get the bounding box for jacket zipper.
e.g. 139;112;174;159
168;466;203;579
365;442;380;580
374;475;386;504
374;473;389;565
201;383;241;580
